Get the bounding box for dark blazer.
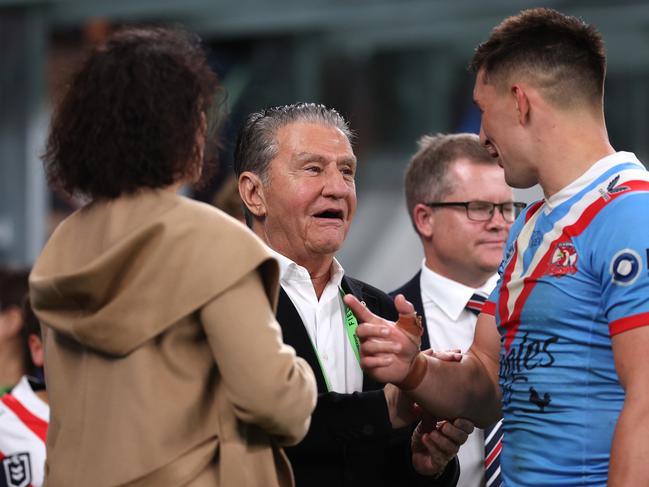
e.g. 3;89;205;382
277;274;459;487
391;271;431;351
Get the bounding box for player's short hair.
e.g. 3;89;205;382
470;8;606;108
404;133;495;233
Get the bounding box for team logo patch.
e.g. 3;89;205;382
547;241;578;276
2;452;31;487
610;249;642;286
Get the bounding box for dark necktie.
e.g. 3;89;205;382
465;292;487;316
465;292;503;487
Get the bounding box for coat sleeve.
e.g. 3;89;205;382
200;269;317;446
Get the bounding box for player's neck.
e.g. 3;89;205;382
536;117;615;198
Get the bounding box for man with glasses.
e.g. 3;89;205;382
391;133;522;487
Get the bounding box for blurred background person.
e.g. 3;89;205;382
0;267;30;396
29;26;316;487
0;296;48;487
211;176;246;224
391;133;522;487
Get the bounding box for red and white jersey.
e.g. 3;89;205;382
0;377;48;487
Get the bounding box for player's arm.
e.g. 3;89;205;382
403;311;501;427
347;294;502;427
608;325;649;486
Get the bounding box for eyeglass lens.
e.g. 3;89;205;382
467;202;517;222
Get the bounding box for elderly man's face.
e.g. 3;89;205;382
261;121;357;265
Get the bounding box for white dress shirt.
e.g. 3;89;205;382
420;261;498;487
272;250;363;394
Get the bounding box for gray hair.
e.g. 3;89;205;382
233;102;352;183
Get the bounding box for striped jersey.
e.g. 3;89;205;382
482;151;649;486
0;377;48;487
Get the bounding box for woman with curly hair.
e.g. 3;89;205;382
29;26;316;487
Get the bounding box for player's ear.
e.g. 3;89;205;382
511;84;530;125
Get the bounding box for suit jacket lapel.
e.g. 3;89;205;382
276;289;329;393
341;276;383;392
396;271;431;350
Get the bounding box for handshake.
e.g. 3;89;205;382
343;293;475;477
343;293;463;391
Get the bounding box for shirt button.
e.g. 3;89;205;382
322;353;328;361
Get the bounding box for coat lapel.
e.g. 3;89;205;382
393;271;431;350
341;276;383;392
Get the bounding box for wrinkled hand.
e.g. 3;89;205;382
344;294;420;385
411;416;474;477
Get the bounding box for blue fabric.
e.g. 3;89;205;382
487;159;649;485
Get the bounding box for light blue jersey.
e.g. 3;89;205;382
484;152;649;486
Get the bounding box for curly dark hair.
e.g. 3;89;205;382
43;26;222;199
470;8;606;108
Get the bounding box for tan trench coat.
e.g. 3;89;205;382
30;189;316;486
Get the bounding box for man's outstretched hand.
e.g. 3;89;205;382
343;293;421;385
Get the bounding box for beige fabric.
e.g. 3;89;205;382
30;189;316;487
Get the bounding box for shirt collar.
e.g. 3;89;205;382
269;248;345;288
420;260;498;321
545;151;642;211
10;375;49;421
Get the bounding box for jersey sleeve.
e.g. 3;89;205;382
590;192;649;336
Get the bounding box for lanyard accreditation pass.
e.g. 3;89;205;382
310;288;361;392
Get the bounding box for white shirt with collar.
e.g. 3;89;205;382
272;250;363;394
420;261;498;487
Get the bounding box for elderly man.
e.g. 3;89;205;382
348;8;649;487
392;133;522;487
235;103;471;487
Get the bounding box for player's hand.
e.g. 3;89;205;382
411;417;474;477
385;383;421;428
423;348;463;362
344;294;420;384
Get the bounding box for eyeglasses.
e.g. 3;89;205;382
423;201;526;223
